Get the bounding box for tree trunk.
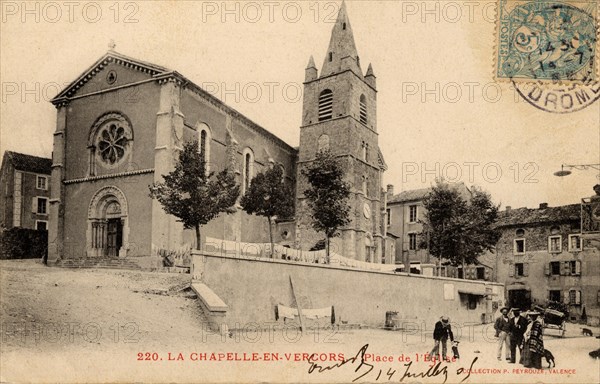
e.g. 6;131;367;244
195;225;201;251
462;256;466;279
326;237;330;264
267;216;274;258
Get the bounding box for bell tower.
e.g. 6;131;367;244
296;1;386;262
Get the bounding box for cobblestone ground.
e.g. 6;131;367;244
1;260;599;383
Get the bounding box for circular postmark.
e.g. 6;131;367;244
500;1;598;83
514;79;600;113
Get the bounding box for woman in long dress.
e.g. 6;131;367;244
524;311;544;369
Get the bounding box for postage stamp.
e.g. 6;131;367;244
496;0;599;83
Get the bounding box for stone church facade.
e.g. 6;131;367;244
48;2;389;264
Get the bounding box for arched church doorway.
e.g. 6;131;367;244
87;186;129;257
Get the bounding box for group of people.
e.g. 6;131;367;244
495;306;545;369
428;308;545;369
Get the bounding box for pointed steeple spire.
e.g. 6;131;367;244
365;63;376;89
305;55;318;82
320;1;362;77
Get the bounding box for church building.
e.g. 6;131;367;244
47;2;389;265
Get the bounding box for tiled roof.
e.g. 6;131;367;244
3;151;52;175
388;187;431;204
388;183;470;204
495;204;580;227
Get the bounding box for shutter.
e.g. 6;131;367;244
544;263;550;276
508;264;514;277
561;261;569;276
563;291;570;304
575;260;581;276
31;197;38;213
523;262;529;277
484;268;490;281
576;290;581;305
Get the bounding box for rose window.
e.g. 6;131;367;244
96;122;129;165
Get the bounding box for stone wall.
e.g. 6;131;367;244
192;251;505;330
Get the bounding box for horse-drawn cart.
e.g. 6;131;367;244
534;305;567;337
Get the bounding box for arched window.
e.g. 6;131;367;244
516;228;525;237
362;175;368;197
317;134;330;152
359;94;367;124
318;89;333;121
197;123;211;174
242;148;254;194
361;141;369;162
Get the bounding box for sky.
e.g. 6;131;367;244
1;0;599;209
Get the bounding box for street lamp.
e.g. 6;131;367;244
553;164;600;177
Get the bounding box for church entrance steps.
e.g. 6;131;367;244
54;257;143;270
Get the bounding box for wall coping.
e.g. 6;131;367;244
192;250;504;287
191;282;228;312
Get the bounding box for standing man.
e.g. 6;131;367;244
494;306;511;361
431;316;454;362
508;308;528;363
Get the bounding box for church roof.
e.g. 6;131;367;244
2;151;52;175
50;51;296;154
51;50;172;101
320;1;362;77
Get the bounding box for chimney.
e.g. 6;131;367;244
387;184;394;197
539;203;548;209
505;206;511;212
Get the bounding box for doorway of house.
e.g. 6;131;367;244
508;289;532;310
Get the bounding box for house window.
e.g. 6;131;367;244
476;267;485;280
514;239;525;254
35;197;48;215
548;235;562;253
328;52;333;62
568;234;582;252
242;148;254;194
359;94;367;124
408;233;417;250
569;290;581;305
36;175;48;190
516;228;525;237
386;208;391;226
318;89;333;121
550;261;561;275
549;290;561;302
409;205;418;223
35;220;47;231
568;260;581;275
515;263;524;277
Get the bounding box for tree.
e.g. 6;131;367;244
421;181;500;277
302;149;351;261
148;140;240;250
240;165;294;256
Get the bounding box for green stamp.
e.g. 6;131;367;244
496;0;598;82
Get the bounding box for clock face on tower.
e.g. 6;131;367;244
363;203;371;219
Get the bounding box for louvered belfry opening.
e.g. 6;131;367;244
318;89;333;121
